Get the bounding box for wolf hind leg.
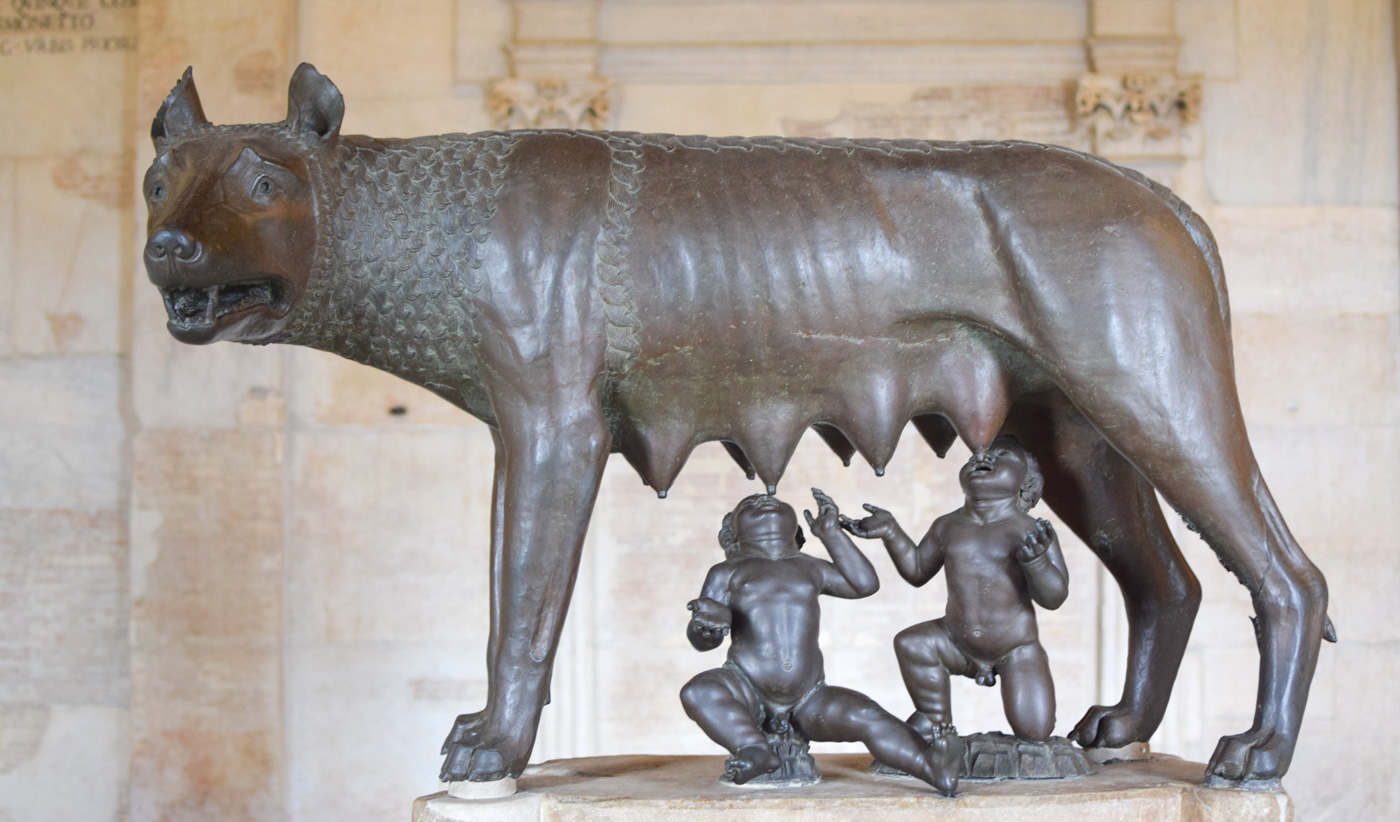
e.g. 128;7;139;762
1046;346;1326;782
1005;398;1200;749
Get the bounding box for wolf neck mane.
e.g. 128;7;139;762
278;133;517;414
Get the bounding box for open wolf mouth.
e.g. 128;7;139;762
162;279;286;329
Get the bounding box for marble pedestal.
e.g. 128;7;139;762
413;754;1291;822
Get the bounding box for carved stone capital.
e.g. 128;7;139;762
783;85;1089;150
784;74;1203;187
487;77;612;130
1074;72;1202;153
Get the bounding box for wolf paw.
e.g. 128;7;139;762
439;718;531;783
440;710;488;755
1205;728;1290;785
1070;703;1147;749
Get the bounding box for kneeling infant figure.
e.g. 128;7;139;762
682;489;961;795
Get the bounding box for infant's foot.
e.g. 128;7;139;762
724;744;783;784
923;723;964;797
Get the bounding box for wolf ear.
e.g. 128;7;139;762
286;63;344;142
151;67;209;150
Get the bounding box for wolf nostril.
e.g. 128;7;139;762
146;228;200;262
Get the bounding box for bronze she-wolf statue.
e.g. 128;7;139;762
142;64;1331;786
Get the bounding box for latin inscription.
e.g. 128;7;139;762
0;0;136;57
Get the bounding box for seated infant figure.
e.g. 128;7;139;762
681;490;960;795
844;436;1069;779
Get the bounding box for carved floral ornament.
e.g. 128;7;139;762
1074;72;1203;142
488;78;612;130
483;71;1203;152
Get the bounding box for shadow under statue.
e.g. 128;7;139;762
142;63;1333;788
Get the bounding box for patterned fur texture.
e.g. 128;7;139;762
280;133;516;407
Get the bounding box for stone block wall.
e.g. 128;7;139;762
127;5;296;820
0;1;1395;820
0;3;136;821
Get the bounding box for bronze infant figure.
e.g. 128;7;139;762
845;435;1067;751
143;63;1331;786
682;490;961;794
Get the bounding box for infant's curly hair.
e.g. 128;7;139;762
717;511;741;559
992;435;1044;512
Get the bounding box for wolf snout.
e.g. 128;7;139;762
145;228;202;265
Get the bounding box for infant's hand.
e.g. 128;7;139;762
841;503;896;539
804;488;841;537
687;598;732;639
1017;518;1055;563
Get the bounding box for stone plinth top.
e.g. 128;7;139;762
413;754;1292;822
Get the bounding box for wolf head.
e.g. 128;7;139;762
143;63;342;344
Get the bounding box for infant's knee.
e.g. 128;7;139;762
895;623;963;675
1004;678;1056;742
1000;645;1055;742
680;673;727;717
893;627;917;658
894;625;937;664
1008;710;1055;743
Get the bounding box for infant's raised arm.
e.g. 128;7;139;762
1017;519;1068;609
841;503;942;587
807;488;880;598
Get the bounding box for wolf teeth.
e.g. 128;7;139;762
168;287;212;322
203;286;219;323
164;281;280;326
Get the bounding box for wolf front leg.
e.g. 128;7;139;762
440;400;611;782
441;427;507;758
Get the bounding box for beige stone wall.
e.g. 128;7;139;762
0;1;1395;820
0;3;136;821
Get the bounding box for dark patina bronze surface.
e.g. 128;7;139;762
682;490;962;795
143;64;1331;787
